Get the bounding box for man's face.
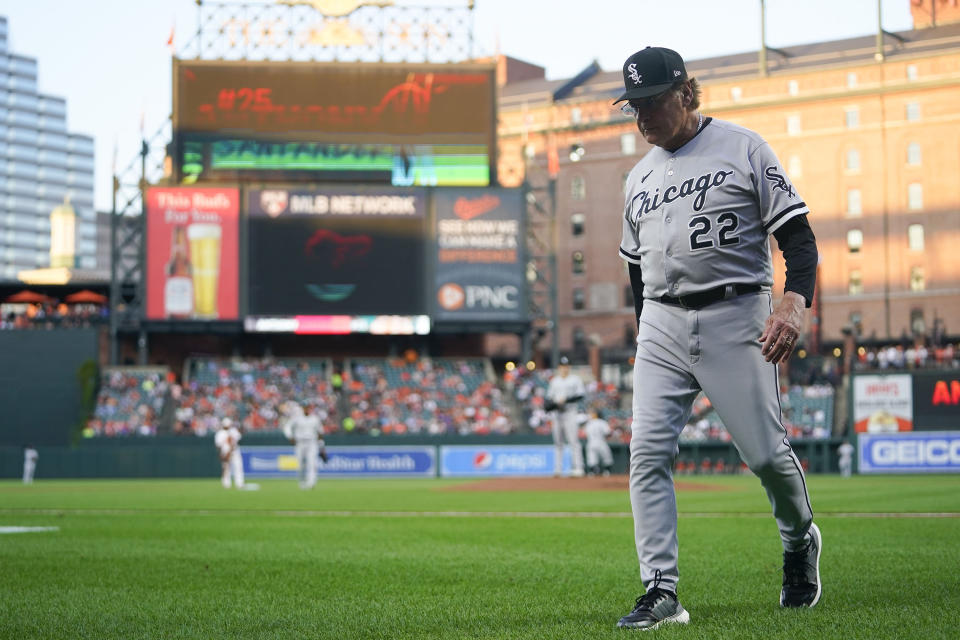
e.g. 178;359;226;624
628;83;690;149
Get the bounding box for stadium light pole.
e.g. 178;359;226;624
547;172;560;369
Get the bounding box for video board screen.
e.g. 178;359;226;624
173;60;495;186
247;187;427;316
145;187;240;321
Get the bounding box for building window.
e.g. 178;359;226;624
788;155;802;178
908;183;923;210
571;213;585;236
849;269;863;296
910;266;925;292
847;229;863;253
906;64;918;81
849;311;863;334
730;86;742;101
788;80;799;96
910;308;926;335
570;107;582;125
846;72;858;88
787;114;802;136
620;133;636;155
845;107;860;129
572;288;585;310
572;326;587;351
908;224;924;252
906;102;921;122
572;250;585;274
846;149;861;173
571;176;586;200
846;189;862;217
907;142;922;166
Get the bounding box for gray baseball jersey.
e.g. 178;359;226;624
619;118;808;298
619;117;814;596
546;372;585;409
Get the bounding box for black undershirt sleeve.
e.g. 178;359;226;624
628;261;645;328
772;214;818;308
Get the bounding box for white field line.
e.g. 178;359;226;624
1;509;958;519
0;526;60;534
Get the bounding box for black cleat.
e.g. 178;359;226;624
617;588;689;630
781;522;822;608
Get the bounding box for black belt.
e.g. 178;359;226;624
657;284;762;310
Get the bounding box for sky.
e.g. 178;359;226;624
0;0;915;212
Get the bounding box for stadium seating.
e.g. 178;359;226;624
85;368;171;437
345;357;514;435
175;358;337;435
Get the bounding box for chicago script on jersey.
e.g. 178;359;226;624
630;170;735;221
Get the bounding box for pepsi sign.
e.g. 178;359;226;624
440;445;571;477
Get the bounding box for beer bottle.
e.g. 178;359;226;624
164;225;194;318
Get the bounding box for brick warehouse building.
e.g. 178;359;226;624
494;3;960;362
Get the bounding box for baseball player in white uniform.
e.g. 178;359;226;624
214;418;244;489
583;408;614;476
22;446;37;484
282;403;326;490
837;440;855;478
613;47;822;630
546;356;586;477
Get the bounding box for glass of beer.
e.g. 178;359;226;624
187;223;221;318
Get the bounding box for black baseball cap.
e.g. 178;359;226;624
613;47;688;104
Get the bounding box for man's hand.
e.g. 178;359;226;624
759;291;805;364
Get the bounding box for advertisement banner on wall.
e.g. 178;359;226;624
242;446;436;478
433;188;526;325
911;371;960;430
439;445;571;477
858;431;960;473
145;187;240;321
852;374;913;433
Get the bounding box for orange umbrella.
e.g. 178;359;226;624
64;290;108;305
4;290;55;304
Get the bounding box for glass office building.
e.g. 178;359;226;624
0;16;96;282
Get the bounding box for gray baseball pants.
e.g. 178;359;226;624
629;293;813;594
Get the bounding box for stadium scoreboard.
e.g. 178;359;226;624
172;59;496;187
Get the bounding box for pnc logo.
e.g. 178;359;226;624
437;283;465;310
453;195;500;221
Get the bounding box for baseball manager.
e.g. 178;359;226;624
614;46;821;630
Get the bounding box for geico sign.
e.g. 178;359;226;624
869;438;960;466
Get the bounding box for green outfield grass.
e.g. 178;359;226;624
2;474;959;640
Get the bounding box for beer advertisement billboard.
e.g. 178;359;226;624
432;188;526;325
145;187;240;321
247;186;427;316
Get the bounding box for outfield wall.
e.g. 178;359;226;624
0;437;844;479
0;328;100;446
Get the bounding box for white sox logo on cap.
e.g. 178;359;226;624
628;63;642;85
